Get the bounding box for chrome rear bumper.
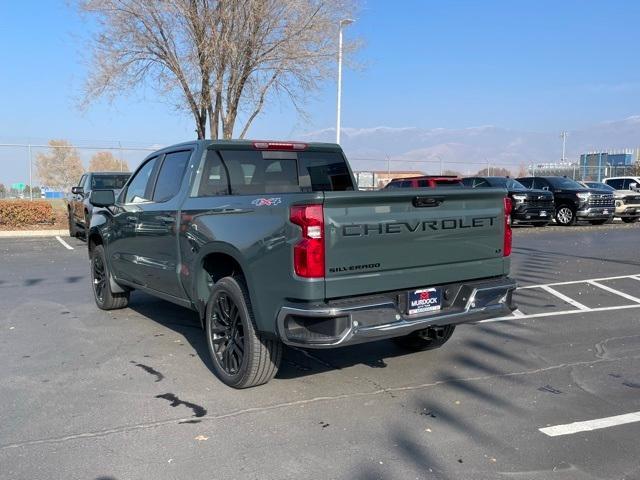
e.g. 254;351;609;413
276;276;517;348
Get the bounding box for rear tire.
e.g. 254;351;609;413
393;325;456;351
205;276;282;388
555;205;576;226
622;217;639;223
90;244;129;310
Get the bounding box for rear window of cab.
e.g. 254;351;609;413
193;150;354;196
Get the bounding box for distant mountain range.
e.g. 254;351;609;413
300;116;640;175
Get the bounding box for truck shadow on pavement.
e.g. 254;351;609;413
126;293;537;386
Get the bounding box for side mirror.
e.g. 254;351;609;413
89;189;116;207
630;182;638;191
71;186;84;195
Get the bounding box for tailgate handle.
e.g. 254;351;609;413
412;196;443;208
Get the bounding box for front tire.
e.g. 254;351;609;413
68;209;77;237
555;205;576;226
90;244;129;310
393;325;456;351
205;276;282;388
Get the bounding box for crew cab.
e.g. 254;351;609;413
86;140;516;388
383;175;463;189
462;176;554;227
517;176;614;226
68;172;131;237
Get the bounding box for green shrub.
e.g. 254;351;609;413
0;200;56;227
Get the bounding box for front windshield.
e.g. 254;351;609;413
547;177;585;189
587;182;614;191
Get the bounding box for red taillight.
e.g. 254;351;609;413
503;197;512;257
290;204;324;278
253;141;307;151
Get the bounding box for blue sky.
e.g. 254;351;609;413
1;0;640;183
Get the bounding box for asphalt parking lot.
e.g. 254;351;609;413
1;224;640;480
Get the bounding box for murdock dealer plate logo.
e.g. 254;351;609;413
407;287;442;315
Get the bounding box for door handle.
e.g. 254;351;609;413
412;196;443;208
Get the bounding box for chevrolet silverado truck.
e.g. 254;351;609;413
517;176;614;226
462;176;554;227
68;172;131;238
86;140;516;388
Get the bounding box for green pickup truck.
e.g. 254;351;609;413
87;140;516;388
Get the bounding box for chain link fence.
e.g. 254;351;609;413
0;142;160;200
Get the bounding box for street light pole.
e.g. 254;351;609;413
28;144;33;201
336;18;354;145
560;131;568;162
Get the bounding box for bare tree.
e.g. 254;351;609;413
36;140;85;189
80;0;358;140
89;151;129;171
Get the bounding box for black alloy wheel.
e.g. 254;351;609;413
90;244;129;310
92;251;107;304
209;292;245;376
205;276;282;388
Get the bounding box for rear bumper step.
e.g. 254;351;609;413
276;276;517;348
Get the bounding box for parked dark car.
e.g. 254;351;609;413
86;140;516;388
462;176;554;227
383;175;463;189
517;176;614;226
67;172;131;238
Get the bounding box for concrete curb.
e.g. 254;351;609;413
0;229;69;238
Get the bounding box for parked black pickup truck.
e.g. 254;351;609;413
462;176;554;227
86;140;516;388
517;176;614;226
67;172;131;238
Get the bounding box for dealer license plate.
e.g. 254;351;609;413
407;287;442;315
603;210;609;215
540;211;547;217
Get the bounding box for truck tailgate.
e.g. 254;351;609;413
323;189;509;299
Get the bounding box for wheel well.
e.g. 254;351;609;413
196;253;245;324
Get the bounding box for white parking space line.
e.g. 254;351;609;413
588;280;640;304
539;285;589;310
519;273;640;290
539;411;640;437
479;303;640;323
55;236;74;250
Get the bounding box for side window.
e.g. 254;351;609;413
125;157;158;204
473;179;490;188
153;150;192;202
461;178;474;187
418;179;429;188
533;178;548;190
197;152;230;197
622;179;631;190
401;180;412;188
517;178;533;188
78;175;87;189
606;179;623;189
